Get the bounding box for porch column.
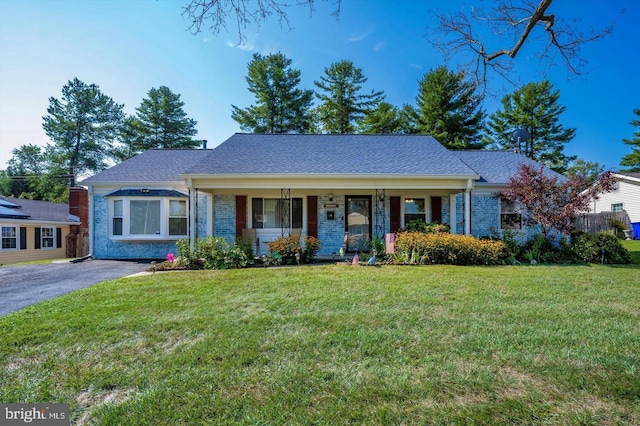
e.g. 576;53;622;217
464;179;472;236
449;195;457;234
188;180;196;251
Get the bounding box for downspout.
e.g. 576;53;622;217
87;185;94;258
464;178;473;236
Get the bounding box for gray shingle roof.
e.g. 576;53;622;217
183;134;478;176
81;149;211;184
0;197;75;222
454;150;564;184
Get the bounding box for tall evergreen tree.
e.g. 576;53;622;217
123;86;199;154
43;78;125;186
314;60;384;134
232;52;313;133
484;80;576;174
620;108;640;172
358;102;404;134
413;66;486;149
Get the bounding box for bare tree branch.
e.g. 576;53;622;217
431;0;616;88
182;0;340;44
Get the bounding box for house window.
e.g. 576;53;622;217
130;200;161;235
252;198;302;229
109;197;188;239
113;200;123;236
169;200;187;235
611;203;624;212
1;226;17;250
500;200;522;229
41;227;55;248
404;198;426;224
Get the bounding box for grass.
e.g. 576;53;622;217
621;239;640;264
1;264;639;425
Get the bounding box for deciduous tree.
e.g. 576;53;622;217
314;60;384;134
484;80;575;174
497;163;617;239
232;52;313;133
43;78;125;186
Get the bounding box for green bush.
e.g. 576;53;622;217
402;218;450;234
567;232;631;264
266;235;320;264
394;232;508;266
176;237;254;269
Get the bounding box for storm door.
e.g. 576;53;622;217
345;196;371;252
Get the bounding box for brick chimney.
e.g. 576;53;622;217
69;186;89;231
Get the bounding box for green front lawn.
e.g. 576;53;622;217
1;265;638;425
622;239;640;264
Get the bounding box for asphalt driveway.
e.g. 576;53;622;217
0;259;152;316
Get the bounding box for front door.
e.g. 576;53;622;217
346;196;371;252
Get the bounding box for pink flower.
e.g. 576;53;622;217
166;253;176;263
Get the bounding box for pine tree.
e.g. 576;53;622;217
232;52;313;133
129;86;199;151
358;102;404;134
314;60;384;134
413;66;486;149
620;108;640;172
43;78;125;186
484;81;576;174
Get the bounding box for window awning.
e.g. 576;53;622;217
105;189;188;198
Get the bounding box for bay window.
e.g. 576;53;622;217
109;197;188;239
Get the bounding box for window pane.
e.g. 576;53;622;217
611;203;623;212
292;198;303;228
170;200;186;216
130;200;161;235
42;227;54;248
113;218;123;236
169;218;188;235
252;198;263;229
404;198;425;214
2;226;17;249
501;213;522;229
264;198;284;228
501;199;516;214
113;200;123;216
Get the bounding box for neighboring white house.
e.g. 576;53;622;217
588;172;640;223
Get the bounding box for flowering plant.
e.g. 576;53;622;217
166;252;176;263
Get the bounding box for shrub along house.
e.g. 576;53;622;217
82;133;550;260
0;188;88;264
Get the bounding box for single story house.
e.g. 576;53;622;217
82;134;554;260
0;187;88;264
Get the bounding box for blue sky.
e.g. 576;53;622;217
0;0;638;172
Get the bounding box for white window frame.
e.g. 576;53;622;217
41;226;55;249
1;225;18;251
611;203;624;212
500;199;523;230
109;197;189;240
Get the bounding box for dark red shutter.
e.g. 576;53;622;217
235;196;247;237
34;228;41;250
390;196;401;232
431;196;442;223
307;196;318;238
